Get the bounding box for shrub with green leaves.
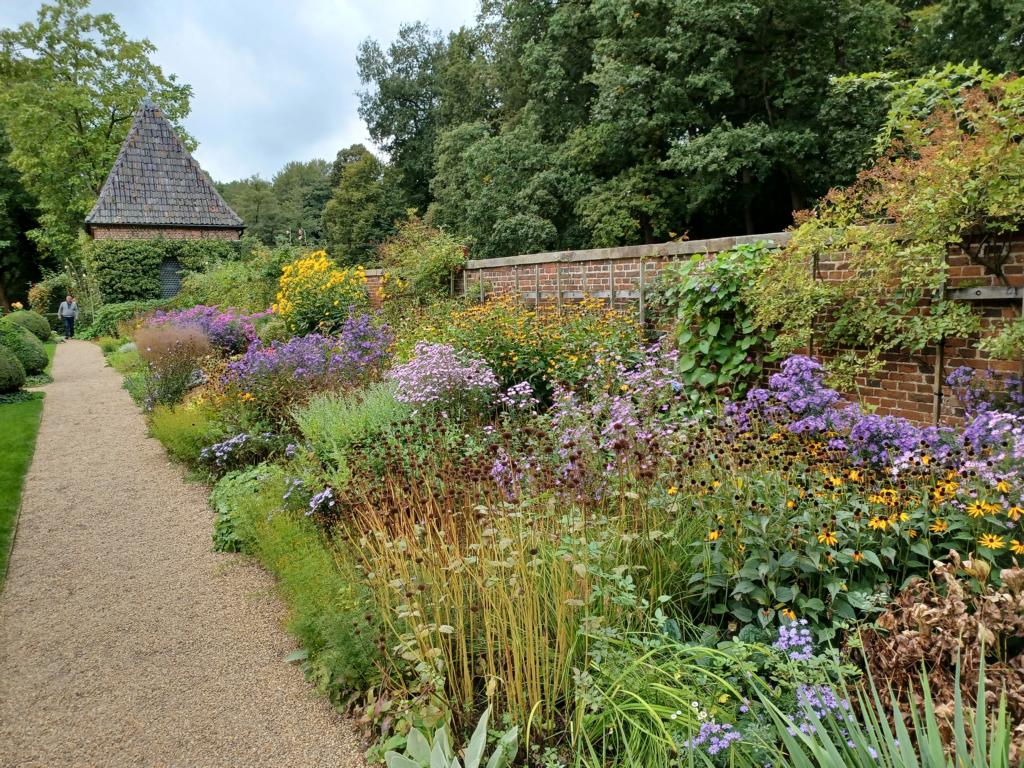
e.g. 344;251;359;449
84;299;165;339
384;708;518;768
377;215;465;307
0;319;47;375
174;243;295;312
649;241;777;407
5;310;51;341
291;383;411;486
0;344;26;392
148;401;226;469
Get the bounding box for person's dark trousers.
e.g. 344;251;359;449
62;316;74;339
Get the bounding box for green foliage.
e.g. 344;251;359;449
94;336;120;354
221;466;383;699
5;310;50;341
208;466;266;553
759;662;1018;768
83;299;164;338
0;343;26;392
651;242;777;407
105;348;142;375
0;397;43;585
291;384;412;487
384;708;519;768
980;317;1024;361
377;215;464;305
173;243;293;313
321;144;405;265
0;128;40;309
755;69;1023;385
0;0;192;261
148;401;224;469
0;318;46;374
86;239;244;303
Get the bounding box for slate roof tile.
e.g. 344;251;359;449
86;102;243;229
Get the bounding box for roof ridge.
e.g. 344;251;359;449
85;102;244;230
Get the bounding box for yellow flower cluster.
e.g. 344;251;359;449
272;251;368;333
443;295;642;390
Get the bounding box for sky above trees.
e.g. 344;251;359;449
0;0;478;181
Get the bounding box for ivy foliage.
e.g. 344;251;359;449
754;67;1024;385
650;241;778;407
85;238;247;303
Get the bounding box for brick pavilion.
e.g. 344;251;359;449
85;101;244;296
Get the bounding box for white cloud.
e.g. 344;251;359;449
0;0;480;180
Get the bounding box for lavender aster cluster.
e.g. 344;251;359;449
149;305;260;355
225;316;391;403
199;431;275;471
308;487;335;517
773;619;814;661
683;720;742;756
389;342;499;409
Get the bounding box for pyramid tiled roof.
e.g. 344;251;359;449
86;102;243;229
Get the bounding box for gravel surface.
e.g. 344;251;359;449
0;340;367;768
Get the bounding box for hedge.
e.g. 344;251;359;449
0;344;25;392
5;310;51;341
0;320;47;375
86;239;250;303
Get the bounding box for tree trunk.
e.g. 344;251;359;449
0;273;10;312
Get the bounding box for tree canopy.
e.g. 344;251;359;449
0;0;192;262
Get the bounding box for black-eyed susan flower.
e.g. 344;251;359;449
929;518;948;533
817;529;838;547
978;533;1006;550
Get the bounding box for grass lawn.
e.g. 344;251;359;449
44;340;56;374
0;396;44;586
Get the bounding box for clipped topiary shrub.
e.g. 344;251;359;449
0;344;26;392
0;319;47;374
6;309;52;341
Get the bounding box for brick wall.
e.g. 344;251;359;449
90;225;242;241
454;232;1023;426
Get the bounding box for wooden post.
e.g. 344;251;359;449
479;270;485;303
449;269;455;297
581;261;588;297
514;265;520;303
638;257;646;325
609;261;615;309
462;267;467;298
534;265;540;307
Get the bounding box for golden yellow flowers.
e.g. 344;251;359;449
977;533;1006;550
868;516;889;531
929;518;949;533
966;501;987;518
816;529;838;547
1011;540;1024;555
707;530;720;542
1008;506;1023;522
996;480;1012;494
667;486;678;496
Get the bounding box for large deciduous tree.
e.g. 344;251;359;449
0;0;191;263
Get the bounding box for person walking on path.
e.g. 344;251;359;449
57;294;79;339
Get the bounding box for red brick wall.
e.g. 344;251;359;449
90;225;242;241
452;233;1023;425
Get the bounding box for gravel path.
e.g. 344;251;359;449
0;340;366;768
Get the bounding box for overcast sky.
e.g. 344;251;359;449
0;0;479;182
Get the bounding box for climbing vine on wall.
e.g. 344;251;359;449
754;67;1024;386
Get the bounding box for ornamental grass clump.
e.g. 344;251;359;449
134;324;212;409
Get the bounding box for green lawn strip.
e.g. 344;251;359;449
0;397;45;587
44;341;56;374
